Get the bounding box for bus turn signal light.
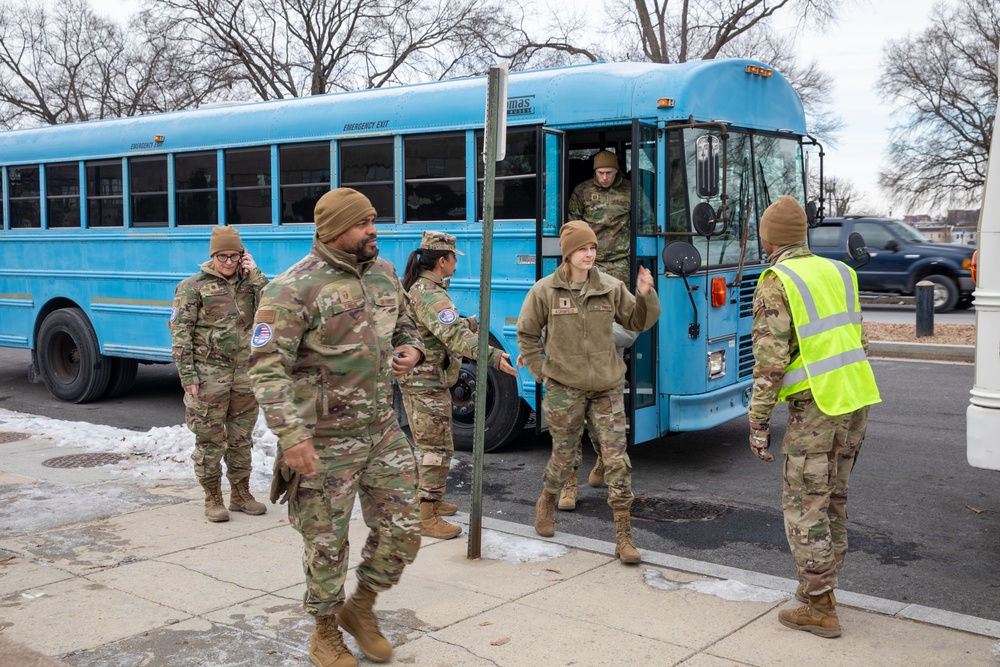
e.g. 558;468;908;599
711;277;727;307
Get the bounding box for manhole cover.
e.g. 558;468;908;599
0;432;31;444
630;492;736;523
42;453;128;469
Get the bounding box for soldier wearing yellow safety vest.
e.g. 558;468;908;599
748;195;881;640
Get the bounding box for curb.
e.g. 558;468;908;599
869;340;975;362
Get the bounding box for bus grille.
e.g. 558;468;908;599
738;274;759;318
738;334;754;378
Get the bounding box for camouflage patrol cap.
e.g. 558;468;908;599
420;230;464;256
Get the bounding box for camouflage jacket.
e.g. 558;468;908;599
567;174;631;264
170;261;268;387
247;235;425;450
516;265;660;392
749;242;870;422
397;270;502;390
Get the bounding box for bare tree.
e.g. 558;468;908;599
0;0;235;127
824;176;866;216
877;0;999;209
149;0;539;98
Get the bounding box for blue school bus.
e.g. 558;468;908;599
0;60;812;451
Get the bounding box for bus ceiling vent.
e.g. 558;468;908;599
745;65;773;77
657;98;675;109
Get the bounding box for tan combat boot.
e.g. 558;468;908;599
229;477;267;515
418;501;461;539
435;499;458;516
613;509;641;564
201;479;230;523
558;474;578;511
588;455;605;488
338;584;393;662
778;590;842;638
534;490;556;537
310;614;357;667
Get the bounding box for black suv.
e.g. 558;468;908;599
808;217;975;312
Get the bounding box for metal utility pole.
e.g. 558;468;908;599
468;64;507;559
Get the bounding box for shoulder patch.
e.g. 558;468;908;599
437;309;458;325
257;308;276;324
169;307;178;323
251;323;273;348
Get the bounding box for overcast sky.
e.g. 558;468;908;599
90;0;948;217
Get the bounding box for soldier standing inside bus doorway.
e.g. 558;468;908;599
398;231;518;540
248;188;425;667
170;225;269;523
748;195;881;639
517;221;660;564
560;149;642;510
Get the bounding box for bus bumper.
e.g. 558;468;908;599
666;379;752;433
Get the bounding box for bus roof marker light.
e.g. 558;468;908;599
657;98;675;108
154;135;165;143
744;65;773;77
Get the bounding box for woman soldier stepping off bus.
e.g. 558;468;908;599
398;231;518;539
516;221;660;563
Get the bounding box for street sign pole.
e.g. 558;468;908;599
468;63;507;559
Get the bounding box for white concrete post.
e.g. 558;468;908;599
967;47;1000;470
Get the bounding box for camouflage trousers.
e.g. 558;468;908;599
289;420;420;618
596;257;630;285
184;365;258;485
781;394;870;596
542;379;632;511
400;386;453;502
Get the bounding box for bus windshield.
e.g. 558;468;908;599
678;129;806;267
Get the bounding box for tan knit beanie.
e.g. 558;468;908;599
209;226;242;255
315;188;377;242
759;195;807;246
593;150;618;171
560;220;598;261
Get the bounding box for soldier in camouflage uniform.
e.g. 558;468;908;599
248;188;425;667
563;150;642;508
517;221;660;564
398;231;517;540
171;225;269;523
749;196;881;639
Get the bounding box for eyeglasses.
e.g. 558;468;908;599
214;253;242;263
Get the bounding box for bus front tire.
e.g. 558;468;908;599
451;360;530;453
36;308;112;403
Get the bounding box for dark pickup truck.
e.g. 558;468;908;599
808;216;975;312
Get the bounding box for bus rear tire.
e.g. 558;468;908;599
36;308;112;403
103;357;139;399
451;360;530;453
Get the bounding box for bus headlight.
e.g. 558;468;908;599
708;349;726;380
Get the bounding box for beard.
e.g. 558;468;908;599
350;234;379;261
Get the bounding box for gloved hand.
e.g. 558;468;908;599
749;418;774;462
269;449;301;504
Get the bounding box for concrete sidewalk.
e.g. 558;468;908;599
1;433;998;667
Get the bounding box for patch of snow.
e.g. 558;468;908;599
480;530;568;563
643;568;789;603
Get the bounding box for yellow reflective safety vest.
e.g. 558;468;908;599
760;255;881;416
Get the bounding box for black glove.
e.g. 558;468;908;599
269;449;301;505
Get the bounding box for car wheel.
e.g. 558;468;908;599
955;294;975;310
924;275;959;313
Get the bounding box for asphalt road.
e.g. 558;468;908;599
862;303;976;325
1;347;997;622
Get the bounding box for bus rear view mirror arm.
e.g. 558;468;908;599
663;242;703;338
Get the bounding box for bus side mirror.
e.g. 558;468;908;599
695;135;721;199
662;242;703;338
806;200;822;227
847;232;870;267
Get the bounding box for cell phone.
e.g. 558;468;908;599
238;251;245;278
